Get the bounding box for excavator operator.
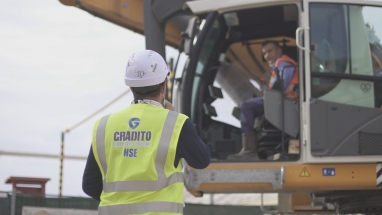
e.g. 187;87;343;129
228;40;298;161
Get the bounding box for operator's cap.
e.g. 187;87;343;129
125;50;169;87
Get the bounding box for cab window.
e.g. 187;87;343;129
310;3;382;108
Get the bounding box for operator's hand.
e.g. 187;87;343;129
164;100;175;111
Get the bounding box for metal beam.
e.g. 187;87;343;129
0;150;86;160
144;0;166;58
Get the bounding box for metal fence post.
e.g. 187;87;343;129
11;189;16;215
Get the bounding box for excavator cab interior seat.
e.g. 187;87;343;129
254;89;300;159
263;89;299;138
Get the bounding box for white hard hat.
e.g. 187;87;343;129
125;50;169;87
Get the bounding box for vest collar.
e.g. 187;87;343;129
131;99;164;108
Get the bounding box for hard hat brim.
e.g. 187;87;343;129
125;71;168;87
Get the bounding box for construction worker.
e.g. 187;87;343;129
228;40;298;161
82;50;211;214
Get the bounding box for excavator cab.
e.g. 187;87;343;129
178;4;300;162
177;4;302;161
177;1;382;161
175;1;382;213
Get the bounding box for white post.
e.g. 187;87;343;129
10;189;16;215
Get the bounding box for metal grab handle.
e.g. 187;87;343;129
295;27;310;51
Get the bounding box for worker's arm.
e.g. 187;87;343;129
82;146;102;201
174;118;211;169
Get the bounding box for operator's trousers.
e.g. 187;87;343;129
240;97;264;133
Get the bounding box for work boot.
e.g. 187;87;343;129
227;132;260;161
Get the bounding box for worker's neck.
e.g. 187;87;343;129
134;96;162;104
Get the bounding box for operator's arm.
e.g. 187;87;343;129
174;118;211;169
82;146;102;201
277;61;295;91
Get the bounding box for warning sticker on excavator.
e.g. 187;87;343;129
300;168;310;177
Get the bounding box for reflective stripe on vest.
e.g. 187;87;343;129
96;114;110;178
98;202;183;215
96;111;183;192
103;172;183;192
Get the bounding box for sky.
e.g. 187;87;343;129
0;0;185;196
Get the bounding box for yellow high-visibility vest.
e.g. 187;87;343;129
92;103;188;215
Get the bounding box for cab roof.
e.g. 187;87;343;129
184;0;300;14
184;0;382;15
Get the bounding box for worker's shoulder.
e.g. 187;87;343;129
278;59;294;65
179;117;196;134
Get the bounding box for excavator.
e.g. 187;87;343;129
60;0;382;214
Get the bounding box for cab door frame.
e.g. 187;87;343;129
302;0;382;163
